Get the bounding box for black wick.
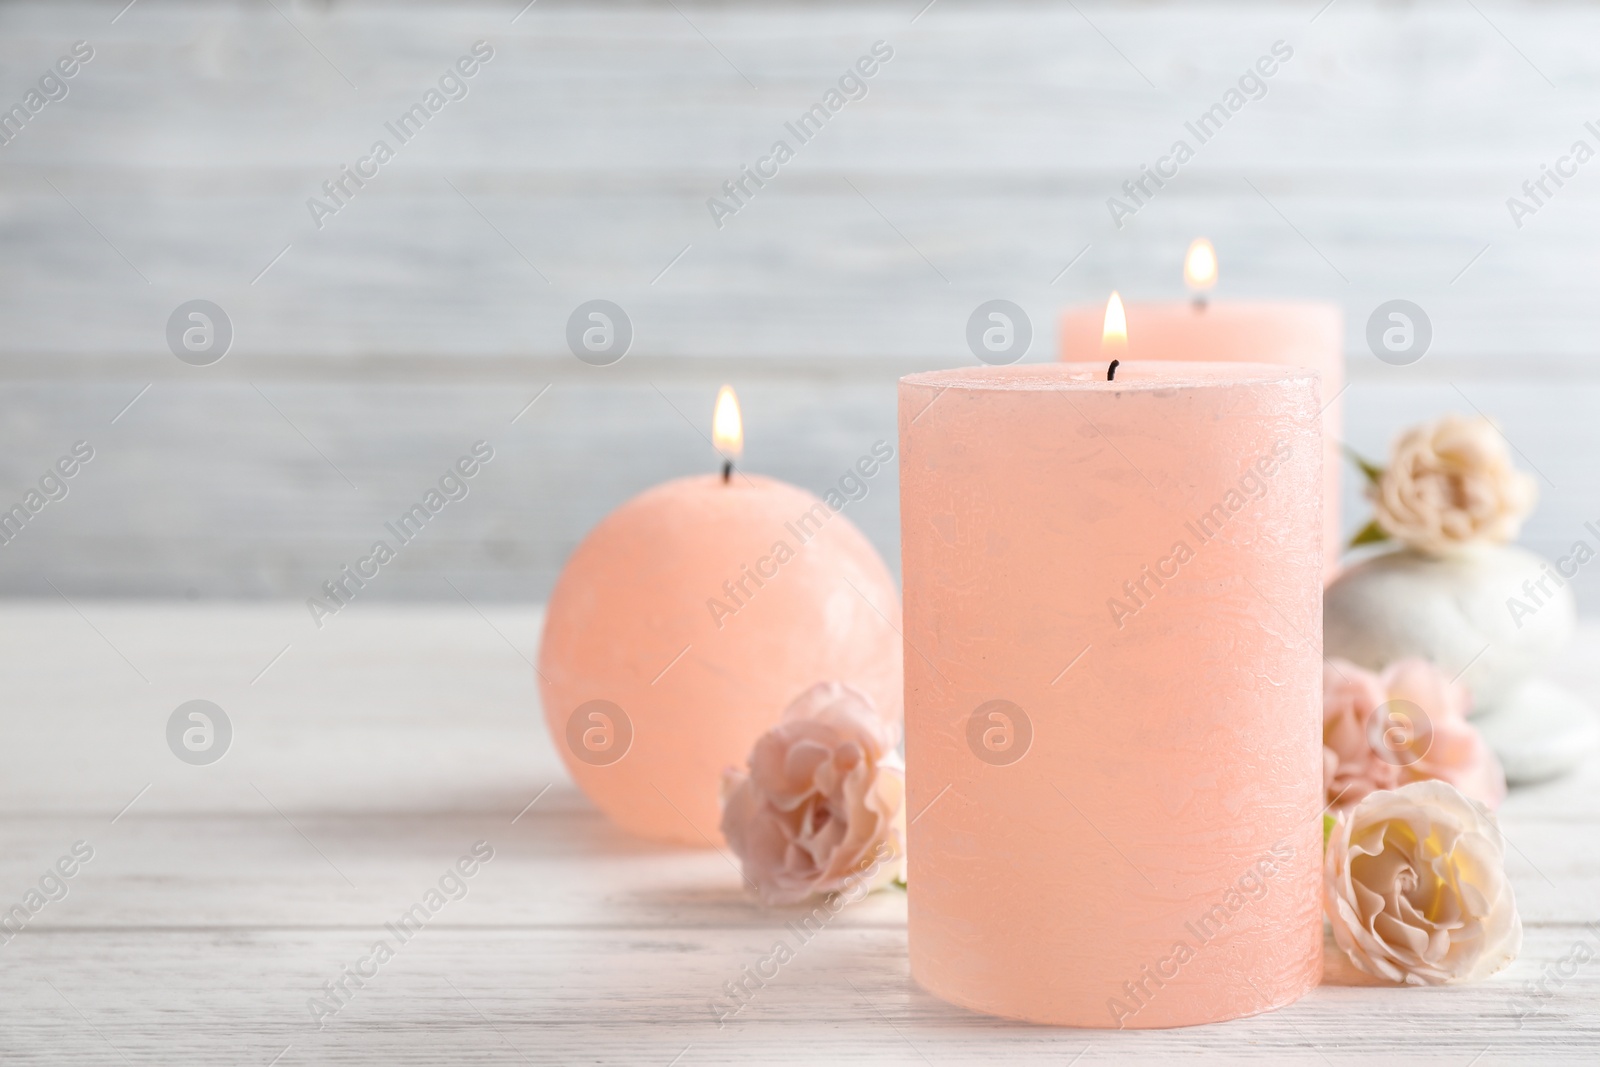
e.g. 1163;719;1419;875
722;460;732;483
1107;359;1119;381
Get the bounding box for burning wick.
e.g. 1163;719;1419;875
1107;359;1119;381
1184;237;1217;311
1101;291;1128;367
712;384;743;485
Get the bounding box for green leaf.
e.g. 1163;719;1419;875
1323;813;1336;846
891;877;907;891
1342;445;1385;486
1348;518;1390;549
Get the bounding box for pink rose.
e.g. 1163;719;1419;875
720;682;906;906
1323;657;1505;812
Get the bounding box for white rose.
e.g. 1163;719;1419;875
1371;414;1536;556
1325;780;1521;985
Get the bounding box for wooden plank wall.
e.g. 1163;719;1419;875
1;0;1598;605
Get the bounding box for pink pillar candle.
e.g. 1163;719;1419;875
1060;301;1343;581
900;362;1323;1028
539;473;903;847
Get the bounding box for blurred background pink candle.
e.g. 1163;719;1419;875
900;362;1323;1028
1060;245;1344;581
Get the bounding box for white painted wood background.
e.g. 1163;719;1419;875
2;1;1600;603
0;602;1597;1065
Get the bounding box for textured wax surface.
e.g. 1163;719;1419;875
1060;302;1343;584
901;362;1323;1028
539;474;902;847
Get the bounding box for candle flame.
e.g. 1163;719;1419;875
1184;238;1218;292
712;385;743;459
1102;291;1128;357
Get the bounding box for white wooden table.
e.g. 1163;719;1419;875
1;601;1597;1065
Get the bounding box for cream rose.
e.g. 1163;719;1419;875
720;682;906;906
1325;780;1521;985
1323;657;1505;812
1370;413;1536;556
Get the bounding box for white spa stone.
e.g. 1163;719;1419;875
1324;545;1574;710
1474;679;1600;784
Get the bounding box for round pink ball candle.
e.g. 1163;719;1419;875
539;472;903;848
900;362;1323;1028
1060;300;1343;582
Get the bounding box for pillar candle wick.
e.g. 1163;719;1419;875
722;460;733;483
1107;359;1119;382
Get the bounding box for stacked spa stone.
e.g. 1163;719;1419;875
1326;415;1599;784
